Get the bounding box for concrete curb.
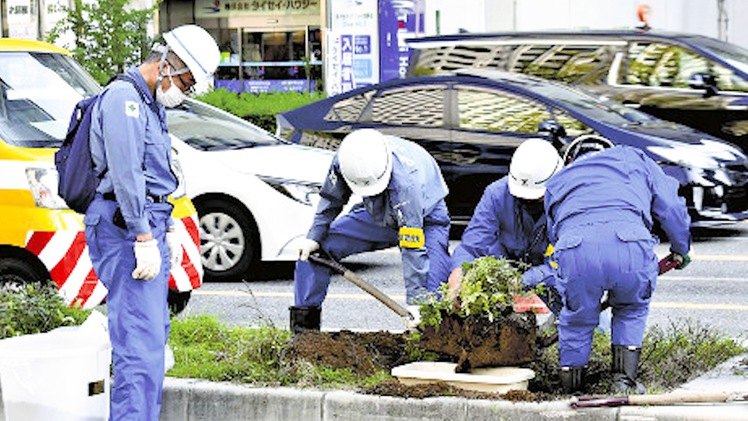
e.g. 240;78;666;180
159;377;748;421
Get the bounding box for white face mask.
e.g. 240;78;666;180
156;75;187;108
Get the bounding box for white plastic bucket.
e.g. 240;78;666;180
0;311;111;421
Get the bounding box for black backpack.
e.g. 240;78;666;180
55;74;156;214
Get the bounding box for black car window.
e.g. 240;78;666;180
621;41;748;92
369;85;446;126
512;44;611;84
456;85;551;133
323;91;374;122
551;108;593;137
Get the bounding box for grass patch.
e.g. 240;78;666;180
529;318;745;394
168;315;387;390
169;314;745;396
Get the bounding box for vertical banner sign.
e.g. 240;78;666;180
41;0;68;38
7;0;36;39
379;0;425;82
326;0;379;96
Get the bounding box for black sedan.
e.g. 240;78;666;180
276;69;748;227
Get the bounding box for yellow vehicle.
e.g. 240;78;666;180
0;39;202;313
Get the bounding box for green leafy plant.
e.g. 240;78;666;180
46;0;158;84
420;256;532;327
0;282;90;339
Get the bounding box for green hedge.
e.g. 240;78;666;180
0;283;90;339
197;89;325;132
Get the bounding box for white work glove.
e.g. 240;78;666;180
298;239;320;261
166;230;182;269
132;239;162;280
404;305;422;332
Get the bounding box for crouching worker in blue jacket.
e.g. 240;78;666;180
447;138;563;314
290;129;451;333
545;135;691;395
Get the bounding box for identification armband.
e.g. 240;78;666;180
545;243;558;268
399;227;425;249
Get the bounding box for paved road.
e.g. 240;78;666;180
180;223;748;339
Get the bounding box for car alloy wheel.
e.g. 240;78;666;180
196;199;258;280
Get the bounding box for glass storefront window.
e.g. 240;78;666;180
215;26;322;93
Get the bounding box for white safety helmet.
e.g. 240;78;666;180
508;138;563;200
562;134;615;164
338;129;393;197
162;25;220;85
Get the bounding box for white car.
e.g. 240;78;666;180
166;99;336;280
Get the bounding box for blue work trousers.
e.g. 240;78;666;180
84;196;172;421
553;222;657;367
294;207;451;306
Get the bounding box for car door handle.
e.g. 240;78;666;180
622;102;641;109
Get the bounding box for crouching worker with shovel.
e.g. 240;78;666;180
290;129;451;334
544;135;692;395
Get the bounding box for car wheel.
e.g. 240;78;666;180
195;199;258;280
168;289;191;316
0;257;48;286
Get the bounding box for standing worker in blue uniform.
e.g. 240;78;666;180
290;129;451;333
84;25;219;420
447;138;562;313
545;135;691;394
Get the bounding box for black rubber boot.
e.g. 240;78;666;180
611;345;646;395
289;306;321;335
559;366;586;394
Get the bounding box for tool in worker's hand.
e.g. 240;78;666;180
658;252;679;275
308;254;419;331
571;391;747;408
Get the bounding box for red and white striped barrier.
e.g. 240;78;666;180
25;214;203;309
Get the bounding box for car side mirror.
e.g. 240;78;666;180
537;120;566;150
688;73;718;98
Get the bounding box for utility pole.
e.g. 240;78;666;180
717;0;728;41
1;0;8;37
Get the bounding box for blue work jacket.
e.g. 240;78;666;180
545;146;691;255
90;66;177;236
452;177;549;269
308;136;449;285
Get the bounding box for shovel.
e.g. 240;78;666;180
571;391;747;408
308;254;418;330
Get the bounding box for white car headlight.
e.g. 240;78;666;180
26;167;68;209
259;176;321;206
646;146;720;169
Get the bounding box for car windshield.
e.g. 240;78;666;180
688;36;748;75
0;51;100;148
512;77;658;125
166;99;284;151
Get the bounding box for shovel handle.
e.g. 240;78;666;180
309;254;348;276
308;254;413;320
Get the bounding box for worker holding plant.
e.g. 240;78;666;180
290;129;451;333
545;135;691;395
447;138;563;313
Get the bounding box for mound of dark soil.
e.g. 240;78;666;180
283;330;408;376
